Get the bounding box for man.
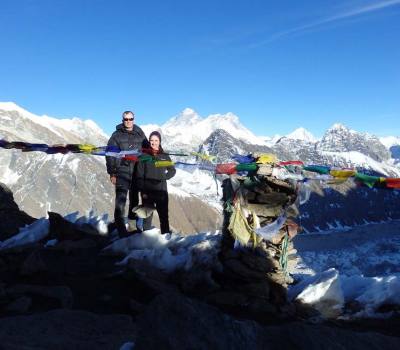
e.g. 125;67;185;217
106;111;148;237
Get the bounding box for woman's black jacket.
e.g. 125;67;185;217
135;152;176;192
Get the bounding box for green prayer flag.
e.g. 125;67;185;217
303;165;331;174
355;173;380;188
236;163;258;172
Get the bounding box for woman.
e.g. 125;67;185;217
135;131;176;234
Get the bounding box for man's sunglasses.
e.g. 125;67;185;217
123;117;134;121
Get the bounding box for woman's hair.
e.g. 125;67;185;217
149;131;164;153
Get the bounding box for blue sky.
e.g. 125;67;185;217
0;0;399;137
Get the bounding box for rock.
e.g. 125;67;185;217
270;229;286;245
135;293;265;349
178;268;220;295
0;182;36;241
0;309;137;350
129;298;146;313
246;203;283;218
239;250;279;272
0;256;5;269
246;298;278;315
286;204;300;218
4;296;32;313
223;259;267;281
244;190;257;201
255;192;290;206
6;284;74;308
238;282;270;299
48;212;100;241
256;164;273;176
0;284;7;306
20;249;47;275
135;292;400;350
50;238;98;254
263;177;297;195
126;260;178;295
205;291;249;307
99;294;112;302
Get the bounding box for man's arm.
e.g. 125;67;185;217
106;133;118;184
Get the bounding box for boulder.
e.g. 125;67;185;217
0;182;36;241
6;284;74;308
135;293;400;350
0;309;136;350
4;296;32;314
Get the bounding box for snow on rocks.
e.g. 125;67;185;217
290;222;400;319
0;218;49;250
341;274;400;318
0;212;109;250
103;228;222;273
289;268;344;318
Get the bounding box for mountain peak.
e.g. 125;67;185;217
0;102;20;111
164;108;202;127
329;123;350;132
182;107;196;115
286;127;317;143
0;102;38;120
208;112;239;123
0;101;108;144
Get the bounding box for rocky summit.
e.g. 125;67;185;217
1;184;400;349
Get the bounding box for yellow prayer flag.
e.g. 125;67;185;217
256;153;278;164
155;160;175;167
78;144;97;153
330;169;356;178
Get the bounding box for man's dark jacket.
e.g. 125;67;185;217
106;124;147;188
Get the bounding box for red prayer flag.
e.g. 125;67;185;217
216;163;237;175
123;155;139;162
385;178;400;189
278;160;304;166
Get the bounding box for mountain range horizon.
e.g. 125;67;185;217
1;99;400;237
1;102;399;147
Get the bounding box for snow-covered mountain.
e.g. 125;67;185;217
380;136;400;149
0;102;108;145
0;102;114;219
259;134;282;147
380;136;400;163
2;102;400;233
199;123;400;231
141;109;398;177
199;122;399;176
141;108;267;151
317;123;390;163
285;127;317;143
0;103;220;233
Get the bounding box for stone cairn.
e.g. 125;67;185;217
213;162;301;316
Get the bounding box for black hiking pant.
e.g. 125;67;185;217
114;184;139;235
142;190;170;234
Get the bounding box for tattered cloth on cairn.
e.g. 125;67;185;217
216;167;301;312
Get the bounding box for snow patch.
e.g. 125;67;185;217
0;218;49;250
103;229;221;273
290;268;344;318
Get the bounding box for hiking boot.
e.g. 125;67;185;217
128;219;144;233
127;219;136;233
